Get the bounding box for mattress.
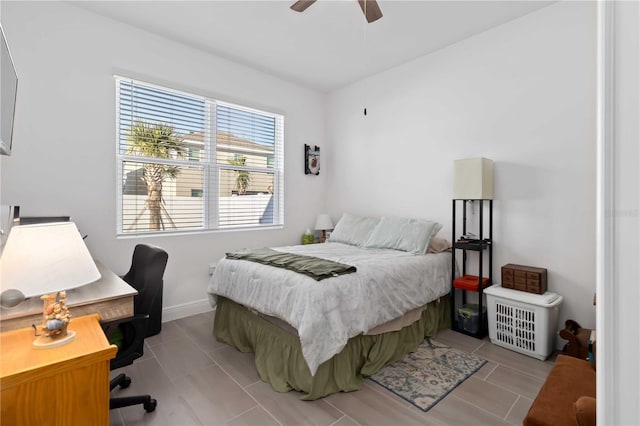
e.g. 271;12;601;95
207;242;451;375
255;302;429;337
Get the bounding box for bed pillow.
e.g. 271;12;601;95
427;236;452;253
364;216;442;255
328;213;380;246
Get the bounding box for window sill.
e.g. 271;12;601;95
116;224;284;239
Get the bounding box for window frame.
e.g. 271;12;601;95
115;76;284;237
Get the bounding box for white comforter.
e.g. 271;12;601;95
206;242;451;375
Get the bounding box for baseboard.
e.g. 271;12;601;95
162;298;214;322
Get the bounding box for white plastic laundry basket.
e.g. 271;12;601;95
484;284;563;360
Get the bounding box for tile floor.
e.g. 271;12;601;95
109;310;555;426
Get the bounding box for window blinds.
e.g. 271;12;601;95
116;77;284;234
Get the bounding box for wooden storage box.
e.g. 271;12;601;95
501;264;547;294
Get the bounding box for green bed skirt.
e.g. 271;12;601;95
213;295;451;400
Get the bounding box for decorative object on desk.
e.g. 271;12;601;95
453;157;493;200
304;144;320;175
0;222;100;347
314;213;334;243
33;291;76;348
370;338;486;412
301;228;314;245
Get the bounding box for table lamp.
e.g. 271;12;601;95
314;214;334;243
0;222;101;348
453;157;493;200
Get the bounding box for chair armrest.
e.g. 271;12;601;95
574;396;596;426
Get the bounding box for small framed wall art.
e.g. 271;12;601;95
305;144;320;175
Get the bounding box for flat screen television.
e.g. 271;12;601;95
1;24;18;156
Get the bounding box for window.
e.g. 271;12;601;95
188;147;201;162
116;77;284;235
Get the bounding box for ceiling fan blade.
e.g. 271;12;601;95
357;0;383;23
290;0;317;13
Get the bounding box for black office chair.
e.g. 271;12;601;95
108;244;168;413
122;244;167;338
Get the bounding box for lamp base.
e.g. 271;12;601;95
33;331;76;349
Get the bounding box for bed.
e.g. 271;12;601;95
206;214;453;400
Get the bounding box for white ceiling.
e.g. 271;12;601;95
71;0;553;92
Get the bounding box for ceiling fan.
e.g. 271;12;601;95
290;0;383;23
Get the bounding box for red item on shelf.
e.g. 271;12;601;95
454;275;490;291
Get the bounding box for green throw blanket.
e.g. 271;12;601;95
226;247;357;281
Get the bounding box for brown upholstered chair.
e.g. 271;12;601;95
524;354;596;426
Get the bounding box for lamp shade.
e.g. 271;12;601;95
453;157;494;200
0;222;100;298
314;214;334;231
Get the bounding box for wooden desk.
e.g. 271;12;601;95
0;261;137;332
0;314;117;425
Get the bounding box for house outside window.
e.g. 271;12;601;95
188;147;201;162
116;77;284;235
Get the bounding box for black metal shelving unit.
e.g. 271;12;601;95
451;199;493;338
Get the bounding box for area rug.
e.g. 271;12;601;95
370;338;487;412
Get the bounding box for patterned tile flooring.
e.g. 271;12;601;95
110;310;555;426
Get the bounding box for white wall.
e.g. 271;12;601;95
326;2;597;330
0;1;328;317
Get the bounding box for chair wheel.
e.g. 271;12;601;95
120;376;132;389
144;398;157;412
